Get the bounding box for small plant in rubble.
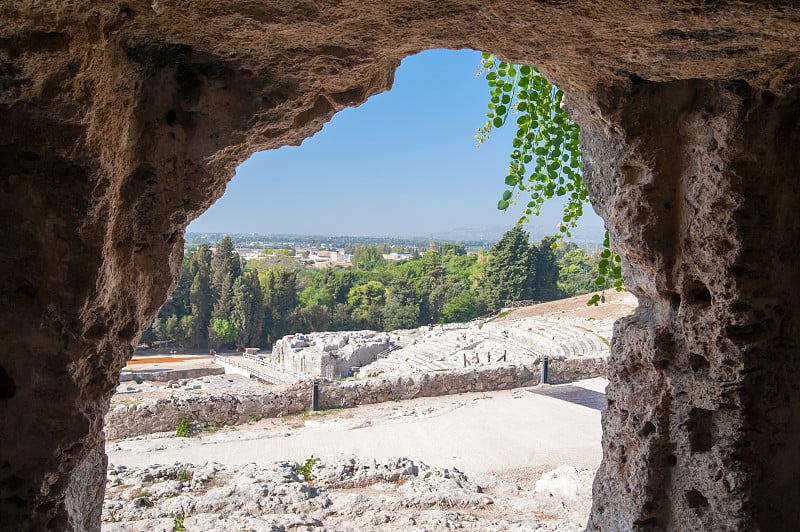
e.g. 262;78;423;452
294;455;321;484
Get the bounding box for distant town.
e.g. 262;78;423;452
185;232;605;270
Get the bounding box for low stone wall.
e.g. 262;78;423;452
549;356;607;384
119;366;225;382
104;357;606;440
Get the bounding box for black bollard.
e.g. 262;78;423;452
312;380;319;411
542;356;549;385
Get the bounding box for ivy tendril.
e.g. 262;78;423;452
476;53;623;305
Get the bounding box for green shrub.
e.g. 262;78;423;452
173;515;186;531
175;418;191;437
294;456;320;483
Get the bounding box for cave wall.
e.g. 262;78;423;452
582;80;800;530
1;1;799;530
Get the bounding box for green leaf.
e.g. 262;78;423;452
493;117;503;128
502;190;513;201
497;199;510;210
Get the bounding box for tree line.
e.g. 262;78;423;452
141;226;603;350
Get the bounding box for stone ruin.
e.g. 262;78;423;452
2;2;800;530
271;330;390;378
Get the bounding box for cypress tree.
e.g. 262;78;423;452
231;270;265;348
532;236;562;301
188;244;213;347
483;225;536;311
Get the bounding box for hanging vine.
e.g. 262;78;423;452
476;53;623;304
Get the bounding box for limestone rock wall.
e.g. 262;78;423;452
583;81;800;530
2;1;800;530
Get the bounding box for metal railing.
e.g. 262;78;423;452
214;355;291;385
376;342;402;359
504;299;543;309
242;353;309;380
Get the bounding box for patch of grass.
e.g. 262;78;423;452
249;415;259;423
173;515;186;531
175;418;191;437
294;406;341;418
177;467;192;482
130;489;151;501
202;423;220;433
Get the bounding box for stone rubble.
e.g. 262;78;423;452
102;457;592;531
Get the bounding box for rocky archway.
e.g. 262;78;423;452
2;2;799;530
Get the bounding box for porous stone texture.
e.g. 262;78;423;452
101;457;592;531
582;81;800;530
2;1;800;530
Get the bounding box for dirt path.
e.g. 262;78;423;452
494;290;637;321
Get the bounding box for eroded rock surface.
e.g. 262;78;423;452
582;81;800;530
101;458;592;531
2;1;800;530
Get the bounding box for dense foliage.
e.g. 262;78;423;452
141;231;604;350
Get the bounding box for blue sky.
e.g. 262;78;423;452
188;49;605;242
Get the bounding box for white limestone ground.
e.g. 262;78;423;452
105;380;605;530
102;457;594;531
